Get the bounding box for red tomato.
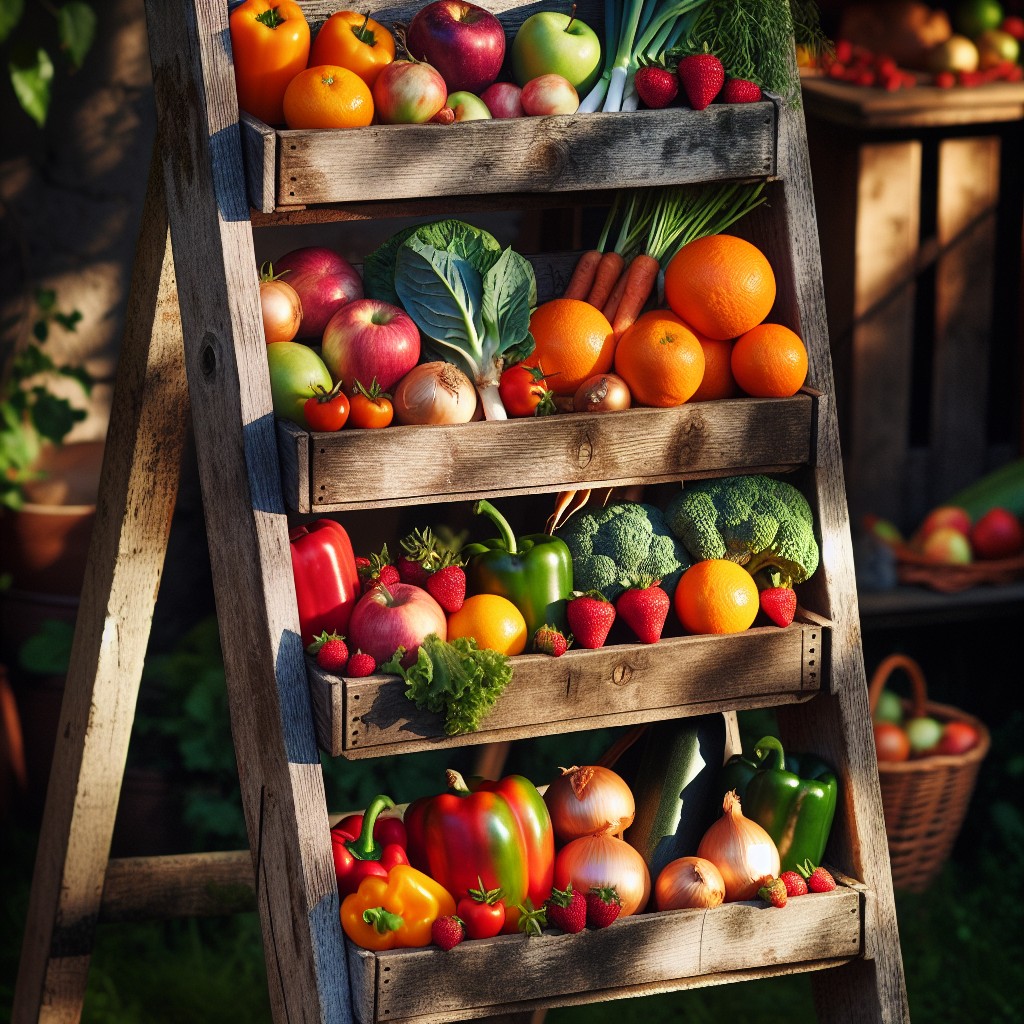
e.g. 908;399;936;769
304;382;350;432
456;889;506;940
873;721;911;762
499;363;557;417
349;379;394;428
934;720;980;755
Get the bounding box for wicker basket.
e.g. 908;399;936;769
894;544;1024;593
869;654;990;893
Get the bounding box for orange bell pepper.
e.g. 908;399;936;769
309;11;396;88
341;863;455;951
229;0;310;125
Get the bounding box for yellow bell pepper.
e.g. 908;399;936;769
341;863;456;951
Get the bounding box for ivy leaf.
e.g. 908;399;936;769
57;2;96;70
9;43;53;127
0;0;24;46
30;389;84;442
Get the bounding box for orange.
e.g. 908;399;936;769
613;314;705;407
730;323;808;398
524;299;616;395
663;234;776;341
282;64;374;130
446;594;528;656
691;337;740;401
674;559;760;635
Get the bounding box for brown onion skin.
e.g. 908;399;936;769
392;361;477;425
260;278;303;345
696;790;780;902
544;765;636;844
654;856;726;911
573;373;632;413
553;833;651;917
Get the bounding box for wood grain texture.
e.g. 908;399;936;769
347;888;861;1023
241;113;276;214
307;621;829;758
12;157;188;1024
283;396;814;512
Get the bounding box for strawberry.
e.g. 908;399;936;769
545;883;587;934
345;651;377;677
759;586;797;627
677;51;724;110
431;915;465;950
533;624;570;656
615;578;669;644
307;631;349;673
397;526;443;587
800;862;837;893
634;65;678;109
566;590;616;649
780;870;808;898
426;563;466;613
359;545;400;592
720;77;762;103
758;876;788;908
585;886;622;929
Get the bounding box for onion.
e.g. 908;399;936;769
696;790;780;902
393;362;478;425
544;765;635;842
573;373;632;413
554;833;650;917
654;856;726;911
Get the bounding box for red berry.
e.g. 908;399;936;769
759;586;797;627
780;870;808;897
545;884;587;934
677;52;724;110
799;862;837;893
720;78;762;103
634;65;679;109
346;651;377;677
307;630;349;673
585;886;622;928
566;591;616;649
758;876;787;908
533;624;570;656
615;580;670;644
431;915;465;950
426;564;466;613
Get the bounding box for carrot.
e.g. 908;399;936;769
563;249;604;301
611;253;660;336
601;259;630;324
585;250;625;310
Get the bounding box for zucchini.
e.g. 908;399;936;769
946;458;1024;520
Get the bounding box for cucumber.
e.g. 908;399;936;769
946;458;1024;520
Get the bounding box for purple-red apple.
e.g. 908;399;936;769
919;525;972;564
266;341;333;427
347;582;448;667
447;90;493;121
510;10;603;94
321;298;421;394
915;504;972;541
273;246;363;341
372;60;448;124
406;0;506;94
480;81;524;117
521;74;579;115
969;506;1024;560
934;720;980;755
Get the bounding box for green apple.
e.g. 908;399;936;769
905;716;944;754
447;90;493;121
511;11;603;95
266;341;333;428
873;690;904;726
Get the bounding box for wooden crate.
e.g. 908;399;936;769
346;885;863;1024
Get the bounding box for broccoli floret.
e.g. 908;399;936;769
556;501;692;600
664;475;820;586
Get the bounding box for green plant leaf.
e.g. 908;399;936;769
30;389;85;441
0;0;24;45
18;618;75;675
57;1;96;70
9;44;54;127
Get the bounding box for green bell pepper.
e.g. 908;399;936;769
719;734;838;874
463;499;573;637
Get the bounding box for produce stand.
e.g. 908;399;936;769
13;2;909;1022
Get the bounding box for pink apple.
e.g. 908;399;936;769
520;74;579;115
480;81;524;118
372;60;448;124
272;246;363;341
915;505;972;541
447;90;493;121
919;526;972;565
347;582;448;668
321;299;421;394
406;0;506;94
970;506;1024;559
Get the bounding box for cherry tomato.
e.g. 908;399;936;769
349;378;394;429
456;881;506;940
309;10;396;88
304;382;350;432
259;262;303;344
498;362;557;417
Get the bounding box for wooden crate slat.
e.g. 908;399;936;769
308;620;830;757
281;395;814;513
349;888;861;1023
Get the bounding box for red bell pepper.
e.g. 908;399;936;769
289;518;360;645
333;807;407;851
331;794;409;897
404;769;554;934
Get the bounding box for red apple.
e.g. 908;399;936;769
919;526;972;565
915;505;972;541
874;721;911;762
321;299;421;394
406;0;506;95
480;81;524;118
273;246;363;341
521;73;579;115
934;720;980;755
969;506;1024;560
347;582;448;668
372;60;448;124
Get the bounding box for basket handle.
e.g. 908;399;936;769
868;653;929;719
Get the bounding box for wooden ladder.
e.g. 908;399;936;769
14;1;911;1021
